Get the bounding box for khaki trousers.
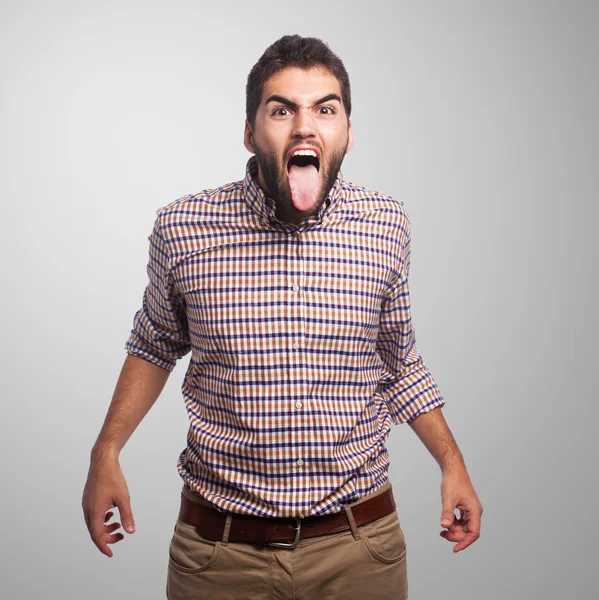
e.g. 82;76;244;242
166;481;408;600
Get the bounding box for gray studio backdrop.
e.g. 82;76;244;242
1;1;597;599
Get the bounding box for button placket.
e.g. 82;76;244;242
286;229;309;506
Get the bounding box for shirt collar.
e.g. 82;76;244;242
242;155;345;229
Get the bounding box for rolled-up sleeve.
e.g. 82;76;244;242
124;214;191;371
374;218;445;425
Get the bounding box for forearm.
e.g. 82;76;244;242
408;407;467;474
91;354;171;462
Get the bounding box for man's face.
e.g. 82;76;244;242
244;66;354;224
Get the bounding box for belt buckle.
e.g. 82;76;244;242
268;516;302;548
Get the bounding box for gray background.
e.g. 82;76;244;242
1;0;597;598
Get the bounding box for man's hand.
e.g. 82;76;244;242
82;453;136;558
407;407;483;553
439;469;483;553
81;355;171;557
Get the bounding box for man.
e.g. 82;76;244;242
82;34;482;599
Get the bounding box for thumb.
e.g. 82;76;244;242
440;505;455;528
117;498;136;533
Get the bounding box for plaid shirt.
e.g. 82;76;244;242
125;156;445;518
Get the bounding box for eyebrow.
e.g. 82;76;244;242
265;93;342;110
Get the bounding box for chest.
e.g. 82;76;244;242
173;227;396;355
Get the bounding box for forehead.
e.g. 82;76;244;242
260;66;342;105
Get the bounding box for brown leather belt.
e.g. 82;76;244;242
178;488;396;548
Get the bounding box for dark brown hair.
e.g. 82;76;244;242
246;35;352;130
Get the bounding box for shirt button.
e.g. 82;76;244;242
292;342;300;350
296;459;304;467
292;283;300;292
295;401;303;409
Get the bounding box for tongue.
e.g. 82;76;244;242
288;164;320;212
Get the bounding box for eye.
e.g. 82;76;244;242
273;107;290;116
318;106;336;115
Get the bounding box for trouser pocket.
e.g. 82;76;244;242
359;509;407;564
168;518;223;574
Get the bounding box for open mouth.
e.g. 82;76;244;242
286;149;322;212
287;152;320;172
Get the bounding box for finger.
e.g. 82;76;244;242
104;522;122;535
448;519;461;533
443;514;463;533
452;530;480;552
90;522;114;557
104;511;114;523
465;504;482;541
440;506;455;529
441;521;466;534
115;496;136;534
440;528;467;542
106;531;124;545
90;508;120;557
455;508;481;550
91;526;126;557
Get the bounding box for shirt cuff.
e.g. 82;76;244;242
124;339;177;372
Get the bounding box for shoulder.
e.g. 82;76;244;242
152;179;244;236
341;178;411;238
156;180;242;220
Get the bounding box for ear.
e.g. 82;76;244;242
244;120;255;153
346;119;354;154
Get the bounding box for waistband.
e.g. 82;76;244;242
178;481;396;547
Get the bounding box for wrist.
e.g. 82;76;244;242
439;453;467;476
90;443;121;464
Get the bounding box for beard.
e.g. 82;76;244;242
253;139;348;224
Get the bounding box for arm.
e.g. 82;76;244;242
374;212;445;424
374;208;482;551
82;355;170;557
92;355;171;459
409;406;483;552
83;213;191;558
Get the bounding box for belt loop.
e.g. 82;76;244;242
344;505;361;541
221;513;233;545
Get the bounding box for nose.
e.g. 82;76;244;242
291;107;317;139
